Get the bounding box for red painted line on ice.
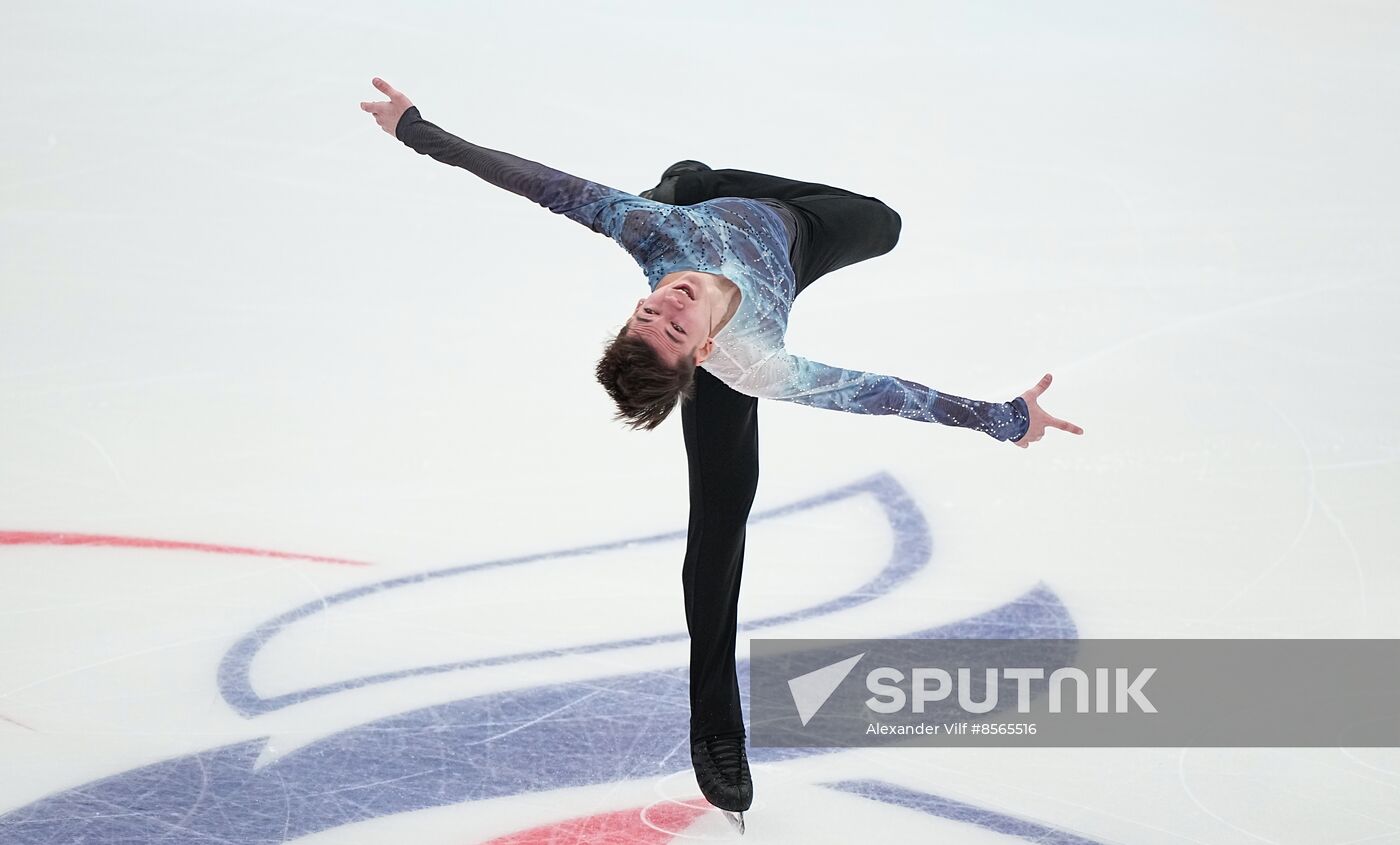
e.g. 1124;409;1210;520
0;531;370;567
481;801;709;844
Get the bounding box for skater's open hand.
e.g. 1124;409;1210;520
360;77;414;137
1012;373;1083;449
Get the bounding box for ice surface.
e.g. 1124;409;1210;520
3;1;1399;842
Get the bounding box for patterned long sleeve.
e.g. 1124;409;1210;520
394;106;635;235
744;350;1030;441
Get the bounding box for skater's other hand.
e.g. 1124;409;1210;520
1012;373;1083;449
360;77;414;137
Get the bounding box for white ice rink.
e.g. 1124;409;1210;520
3;1;1399;842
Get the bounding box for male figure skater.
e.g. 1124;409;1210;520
360;77;1082;826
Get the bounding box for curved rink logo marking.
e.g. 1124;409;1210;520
0;473;1099;843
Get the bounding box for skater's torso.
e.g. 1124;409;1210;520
628;197;803;393
568;187;803;394
391;108;1031;439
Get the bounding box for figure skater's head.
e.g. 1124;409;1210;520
594;275;718;430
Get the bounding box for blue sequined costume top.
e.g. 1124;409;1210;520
396;107;1029;441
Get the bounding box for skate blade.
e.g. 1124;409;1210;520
722;810;745;835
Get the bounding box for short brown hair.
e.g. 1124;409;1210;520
594;324;697;430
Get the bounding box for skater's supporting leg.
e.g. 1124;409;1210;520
680;365;759;741
665;163;901;743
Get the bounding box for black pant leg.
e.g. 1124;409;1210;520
667;164;900;742
658;166;766;740
680;366;759;741
785;193;902;291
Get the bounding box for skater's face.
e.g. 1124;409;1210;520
627;277;714;366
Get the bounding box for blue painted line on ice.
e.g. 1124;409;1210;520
0;586;1076;844
218;472;932;716
0;472;1081;843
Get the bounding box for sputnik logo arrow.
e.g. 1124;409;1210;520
788;653;865;726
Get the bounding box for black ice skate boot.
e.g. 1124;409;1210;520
640;160;711;203
691;732;752;833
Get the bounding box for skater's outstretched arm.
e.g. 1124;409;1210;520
359;78;655;241
743;351;1080;445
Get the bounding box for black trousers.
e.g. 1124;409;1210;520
666;168;902;740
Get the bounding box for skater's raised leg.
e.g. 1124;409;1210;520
659;163;903;294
